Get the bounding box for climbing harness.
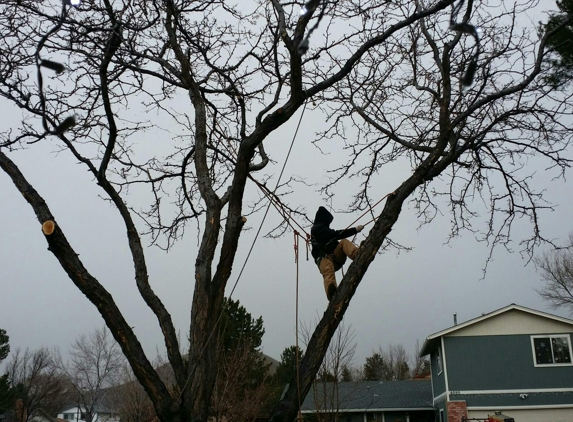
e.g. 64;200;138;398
309;190;395;277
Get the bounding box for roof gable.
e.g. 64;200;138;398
420;304;573;356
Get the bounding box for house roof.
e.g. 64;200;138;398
420;303;573;356
58;388;117;415
58;404;114;415
34;409;59;422
300;380;433;413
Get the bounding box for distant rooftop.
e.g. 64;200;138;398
300;380;433;413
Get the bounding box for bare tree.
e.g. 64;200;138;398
302;322;357;421
412;340;430;378
204;297;272;421
210;338;274;422
380;344;410;381
6;348;68;421
56;327;125;422
314;0;573;261
318;323;357;384
111;365;156;422
536;233;573;312
362;344;410;381
0;1;571;422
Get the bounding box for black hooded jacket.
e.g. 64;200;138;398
311;206;358;260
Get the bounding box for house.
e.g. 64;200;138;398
420;303;573;422
29;410;60;422
300;380;435;422
57;405;119;422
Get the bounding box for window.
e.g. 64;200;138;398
436;346;443;374
63;414;75;421
531;334;573;366
439;409;444;422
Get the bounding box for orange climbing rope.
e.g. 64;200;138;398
345;191;396;231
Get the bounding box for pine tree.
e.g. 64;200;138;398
541;0;573;87
217;297;268;382
275;346;304;386
340;365;353;382
363;353;387;381
0;329;12;415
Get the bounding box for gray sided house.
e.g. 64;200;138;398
300;380;435;422
420;304;573;422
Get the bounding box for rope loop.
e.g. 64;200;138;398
294;230;300;263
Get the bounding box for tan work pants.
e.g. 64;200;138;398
318;239;358;295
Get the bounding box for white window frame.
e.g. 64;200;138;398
439;409;444;422
531;334;573;367
436;346;443;375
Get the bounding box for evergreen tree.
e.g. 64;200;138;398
210;298;271;420
340;365;353;382
541;0;573;87
217;297;268;382
316;369;336;383
0;329;9;362
0;376;10;415
363;353;387;381
0;328;12;415
274;346;304;386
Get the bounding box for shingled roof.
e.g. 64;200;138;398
300;380;433;413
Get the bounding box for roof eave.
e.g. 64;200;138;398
301;406;434;414
421;304;573;356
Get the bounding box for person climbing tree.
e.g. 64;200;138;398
311;206;364;300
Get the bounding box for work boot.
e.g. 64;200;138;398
327;283;337;301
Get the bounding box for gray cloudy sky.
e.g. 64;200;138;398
1;0;572;373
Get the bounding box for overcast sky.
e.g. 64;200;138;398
1;0;572;373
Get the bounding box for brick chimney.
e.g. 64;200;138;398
447;400;468;422
15;399;27;422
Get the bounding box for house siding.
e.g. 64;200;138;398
450;391;573;407
430;349;446;399
57;407;119;422
444;334;573;391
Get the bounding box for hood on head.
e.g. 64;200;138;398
314;206;334;225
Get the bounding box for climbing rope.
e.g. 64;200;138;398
211;109;311;240
345;191;396;232
179;99;309;400
294;231;303;418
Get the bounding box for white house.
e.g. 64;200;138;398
57;405;120;422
